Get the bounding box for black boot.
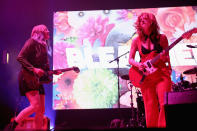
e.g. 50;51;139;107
4;120;18;131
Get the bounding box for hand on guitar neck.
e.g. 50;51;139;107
159;50;170;62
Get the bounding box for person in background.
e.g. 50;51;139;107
128;12;172;128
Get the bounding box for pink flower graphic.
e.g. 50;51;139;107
53;42;74;70
133;8;158;17
156;7;196;38
54;71;79;109
78;16;115;47
116;9;134;21
54;12;72;35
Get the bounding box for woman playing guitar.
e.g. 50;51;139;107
5;24;62;130
128;12;172;128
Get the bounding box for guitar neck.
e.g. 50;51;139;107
151;36;183;64
165;36;183;52
53;67;74;73
47;67;74;75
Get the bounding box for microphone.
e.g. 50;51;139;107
186;45;197;48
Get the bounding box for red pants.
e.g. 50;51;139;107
140;73;172;128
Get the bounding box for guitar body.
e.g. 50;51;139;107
129;66;143;87
39;75;52;84
22;69;41;88
129;51;160;87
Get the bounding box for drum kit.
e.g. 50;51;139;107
120;75;146;128
173;44;197;92
120;66;197;127
172;67;197;92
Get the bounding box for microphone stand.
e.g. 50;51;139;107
109;51;129;108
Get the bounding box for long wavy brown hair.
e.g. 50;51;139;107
135;12;160;43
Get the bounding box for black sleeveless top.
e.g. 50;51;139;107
141;37;163;54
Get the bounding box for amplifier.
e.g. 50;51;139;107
15;116;50;130
164;89;197;105
164;90;197;127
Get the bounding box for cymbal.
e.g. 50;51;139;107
186;45;197;48
183;67;197;75
121;75;130;80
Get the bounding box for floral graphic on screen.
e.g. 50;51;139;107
78;16;115;47
53;70;79;109
156;7;196;39
53;6;197;109
53;41;75;70
133;8;158;17
54;12;72;35
73;69;119;108
116;9;135;21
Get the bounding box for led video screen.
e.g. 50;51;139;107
53;6;197;109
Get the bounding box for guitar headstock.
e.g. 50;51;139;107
72;66;80;73
182;27;197;39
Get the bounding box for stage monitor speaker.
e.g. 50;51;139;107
164;90;197;128
15;116;50;130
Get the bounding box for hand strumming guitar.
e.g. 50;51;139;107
137;62;147;72
33;68;45;77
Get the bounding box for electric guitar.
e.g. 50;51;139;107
129;28;197;87
22;66;80;87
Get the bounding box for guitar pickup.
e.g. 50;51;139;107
147;61;152;68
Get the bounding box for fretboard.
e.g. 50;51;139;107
151;36;183;64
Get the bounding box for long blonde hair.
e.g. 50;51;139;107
31;24;49;44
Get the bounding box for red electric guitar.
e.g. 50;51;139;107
22;66;80;87
129;28;197;87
